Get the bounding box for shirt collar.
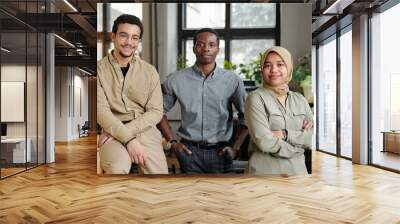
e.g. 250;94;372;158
263;86;292;97
192;62;220;79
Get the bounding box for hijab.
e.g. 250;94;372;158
260;46;293;97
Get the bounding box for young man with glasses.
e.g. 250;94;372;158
157;28;248;174
97;14;168;174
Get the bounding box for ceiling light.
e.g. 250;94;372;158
77;67;93;76
63;0;78;12
54;34;75;48
1;47;11;53
323;0;355;15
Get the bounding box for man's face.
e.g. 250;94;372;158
112;23;141;58
193;32;219;65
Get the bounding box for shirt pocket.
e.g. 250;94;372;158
291;107;306;130
268;109;285;130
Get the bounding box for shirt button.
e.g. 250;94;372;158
127;107;131;110
120;79;123;82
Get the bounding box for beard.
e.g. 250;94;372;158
118;50;134;58
118;45;135;58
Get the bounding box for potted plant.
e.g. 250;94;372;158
293;54;313;103
238;53;262;86
176;54;188;71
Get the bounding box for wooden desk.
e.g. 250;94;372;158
382;131;400;154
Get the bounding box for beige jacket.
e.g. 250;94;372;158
97;52;163;144
245;87;313;175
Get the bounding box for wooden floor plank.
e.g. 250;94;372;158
0;135;399;223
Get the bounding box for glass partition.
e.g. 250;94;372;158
1;27;28;178
370;3;400;171
317;36;337;155
339;28;352;158
0;0;46;179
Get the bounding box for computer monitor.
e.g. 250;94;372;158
1;123;7;137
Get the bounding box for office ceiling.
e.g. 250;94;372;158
0;0;99;74
1;0;393;73
309;0;389;43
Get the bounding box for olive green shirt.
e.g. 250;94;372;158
97;52;163;144
245;87;313;175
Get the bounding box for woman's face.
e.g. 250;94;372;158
262;52;288;86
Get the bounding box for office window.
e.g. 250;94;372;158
108;3;142;33
317;36;337;155
339;28;352;158
230;3;276;28
179;3;278;76
371;3;400;171
231;39;274;65
185;3;225;29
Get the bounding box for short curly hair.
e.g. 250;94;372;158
112;14;143;39
193;28;220;46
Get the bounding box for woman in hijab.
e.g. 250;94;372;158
245;46;313;175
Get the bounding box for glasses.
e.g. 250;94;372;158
117;32;141;43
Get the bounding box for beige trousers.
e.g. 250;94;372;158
99;126;168;174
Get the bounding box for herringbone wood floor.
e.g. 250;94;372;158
1;135;400;223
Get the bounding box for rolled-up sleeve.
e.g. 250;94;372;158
232;77;247;126
161;75;177;114
245;92;304;158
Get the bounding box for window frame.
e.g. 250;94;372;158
315;23;353;161
368;1;400;173
177;3;280;65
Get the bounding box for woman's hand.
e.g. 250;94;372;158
271;130;285;139
302;120;313;130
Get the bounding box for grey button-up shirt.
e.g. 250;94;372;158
162;64;247;143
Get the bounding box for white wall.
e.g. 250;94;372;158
1;65;37;136
54;67;89;141
1;65;26;139
55;66;69;141
280;3;312;67
72;73;89;138
156;3;178;82
1;64;46;163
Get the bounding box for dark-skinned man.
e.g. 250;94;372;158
157;28;248;174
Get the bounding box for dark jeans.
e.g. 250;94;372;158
176;142;233;174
